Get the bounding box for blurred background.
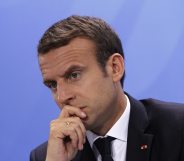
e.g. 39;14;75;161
0;0;184;160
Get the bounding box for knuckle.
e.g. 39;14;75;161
49;120;61;132
73;117;81;123
50;119;56;124
75;123;81;129
69;126;75;132
49;128;59;138
63;105;70;110
50;120;57;127
50;125;58;133
76;117;80;121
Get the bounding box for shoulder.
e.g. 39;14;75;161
140;98;184;130
140;98;184;116
30;141;48;161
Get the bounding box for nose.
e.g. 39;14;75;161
56;84;75;105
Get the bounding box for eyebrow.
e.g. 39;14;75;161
43;64;85;85
62;65;85;78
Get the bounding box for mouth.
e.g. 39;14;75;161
79;106;86;110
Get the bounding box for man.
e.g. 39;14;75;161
30;15;184;161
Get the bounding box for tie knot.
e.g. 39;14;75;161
94;136;115;156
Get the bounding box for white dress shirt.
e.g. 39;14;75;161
86;95;131;161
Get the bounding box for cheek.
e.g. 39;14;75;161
52;94;63;110
77;72;114;107
86;79;115;107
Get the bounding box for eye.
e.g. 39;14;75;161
68;71;81;81
45;81;57;90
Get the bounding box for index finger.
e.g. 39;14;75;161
59;105;87;119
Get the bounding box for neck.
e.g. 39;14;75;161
92;90;127;136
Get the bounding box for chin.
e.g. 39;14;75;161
82;119;92;130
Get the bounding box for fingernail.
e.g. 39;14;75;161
81;144;83;150
78;144;83;150
83;137;86;143
81;112;86;117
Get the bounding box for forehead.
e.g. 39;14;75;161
39;37;97;63
39;37;98;77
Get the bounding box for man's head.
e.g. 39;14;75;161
38;15;125;85
38;15;126;134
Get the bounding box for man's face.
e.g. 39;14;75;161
39;37;122;134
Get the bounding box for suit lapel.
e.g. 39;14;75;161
126;95;154;161
73;94;154;161
72;139;96;161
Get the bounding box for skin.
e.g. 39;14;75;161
39;37;127;161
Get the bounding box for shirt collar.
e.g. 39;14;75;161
87;94;131;148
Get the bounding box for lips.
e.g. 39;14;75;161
79;106;86;110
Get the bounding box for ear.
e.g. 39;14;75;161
106;53;125;82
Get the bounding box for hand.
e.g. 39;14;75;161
46;105;87;161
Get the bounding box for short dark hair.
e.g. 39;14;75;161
38;15;125;85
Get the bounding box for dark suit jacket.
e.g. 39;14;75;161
30;95;184;161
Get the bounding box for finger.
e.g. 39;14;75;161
52;118;85;149
73;117;86;144
64;117;86;141
59;105;86;118
70;117;86;150
51;121;79;149
63;117;86;149
74;123;85;150
63;121;85;150
62;126;79;149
